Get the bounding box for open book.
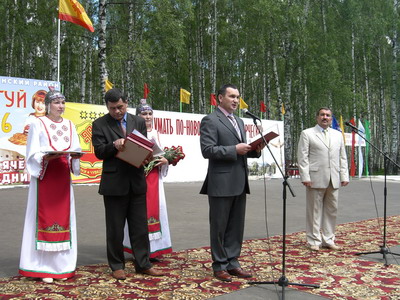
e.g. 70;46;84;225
248;126;279;150
116;130;154;168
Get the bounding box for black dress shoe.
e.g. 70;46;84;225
150;257;161;263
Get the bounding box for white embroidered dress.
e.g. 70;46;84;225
19;116;81;279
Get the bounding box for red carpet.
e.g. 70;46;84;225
1;216;400;299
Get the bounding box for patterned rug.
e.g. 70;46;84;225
1;216;400;299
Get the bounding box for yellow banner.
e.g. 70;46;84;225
180;88;191;104
239;97;248;109
105;79;113;92
64;102;107;183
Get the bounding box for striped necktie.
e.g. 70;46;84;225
228;115;241;139
119;119;126;137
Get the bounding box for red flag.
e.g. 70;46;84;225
260;101;266;113
143;83;150;99
350;118;356;177
210;93;217;106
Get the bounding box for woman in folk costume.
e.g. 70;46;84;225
123;100;172;261
19;89;83;283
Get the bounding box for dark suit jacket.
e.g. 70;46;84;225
92;113;147;196
199;108;260;197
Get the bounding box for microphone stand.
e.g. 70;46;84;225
349;126;400;266
247;118;319;299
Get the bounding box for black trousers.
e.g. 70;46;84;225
208;191;246;271
103;191;152;271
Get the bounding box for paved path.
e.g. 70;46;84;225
1;176;400;299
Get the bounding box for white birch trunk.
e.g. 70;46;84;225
263;48;271;119
98;0;107;101
197;4;205;114
273;55;282;118
351;25;356;117
378;47;388;159
80;39;88;103
6;0;17;76
126;3;135;101
211;0;217;98
88;50;93;104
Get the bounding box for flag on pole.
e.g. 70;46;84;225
239;97;248;109
349;117;356;177
332;115;341;131
357;120;365;178
260;101;266;113
180;88;191;104
364;119;370;176
339;115;346;143
59;0;94;32
105;79;113;92
143;83;150;99
281;103;285;115
210;93;217;106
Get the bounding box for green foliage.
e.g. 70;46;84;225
1;0;399;171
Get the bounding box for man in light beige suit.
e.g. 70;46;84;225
297;107;349;251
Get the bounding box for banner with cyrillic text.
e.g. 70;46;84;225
0;76;60;186
0;76;284;185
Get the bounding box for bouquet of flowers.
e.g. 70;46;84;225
144;145;185;176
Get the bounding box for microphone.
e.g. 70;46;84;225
242;109;261;121
345;121;358;131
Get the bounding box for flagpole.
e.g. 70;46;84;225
57;18;61;82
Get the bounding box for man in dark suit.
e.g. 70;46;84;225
92;88;162;280
200;84;263;282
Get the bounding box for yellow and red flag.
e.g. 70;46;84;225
59;0;94;32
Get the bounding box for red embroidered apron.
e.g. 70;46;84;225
36;156;71;248
146;168;161;234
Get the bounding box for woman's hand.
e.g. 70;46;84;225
154;156;168;167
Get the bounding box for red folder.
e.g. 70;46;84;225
116;133;154;168
128;129;154;148
248;130;279;150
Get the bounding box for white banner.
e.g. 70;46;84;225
143;109;284;182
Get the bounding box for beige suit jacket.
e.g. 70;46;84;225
297;125;349;189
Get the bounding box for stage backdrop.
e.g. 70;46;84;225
0;76;284;186
64;103;284;183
